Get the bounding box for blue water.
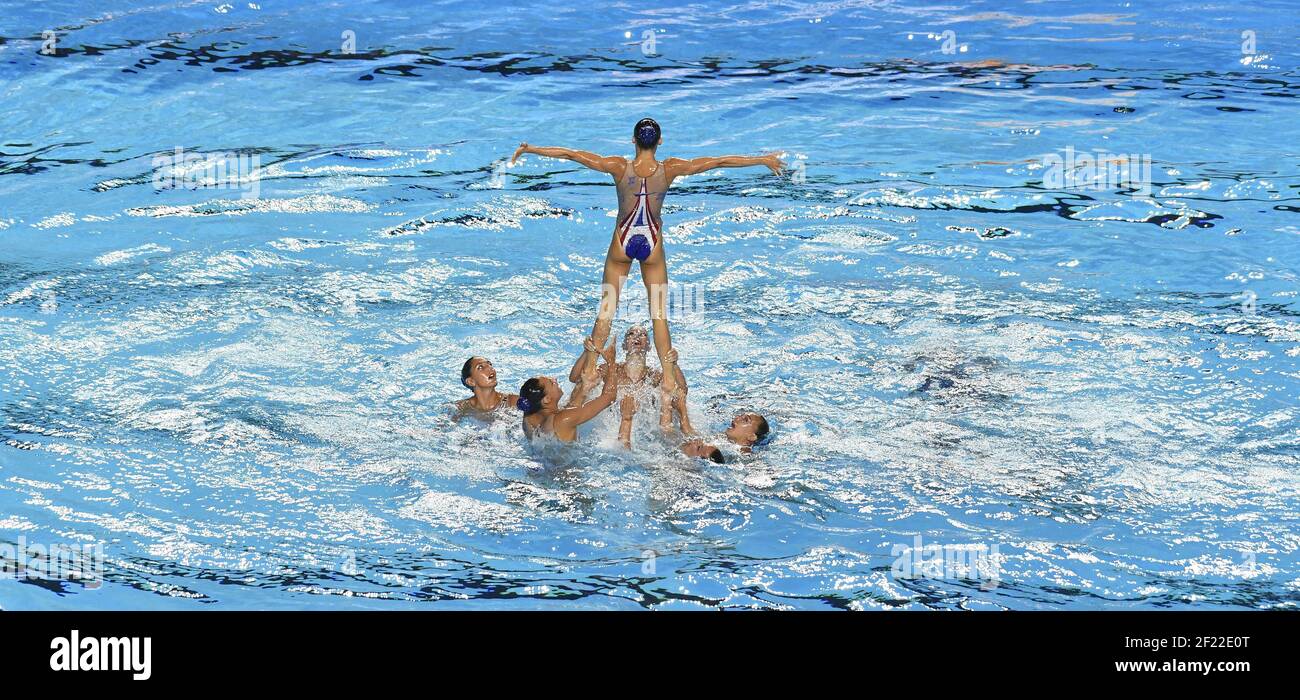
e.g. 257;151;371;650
2;0;1298;610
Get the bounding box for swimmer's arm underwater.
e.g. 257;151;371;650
511;143;625;175
664;154;786;178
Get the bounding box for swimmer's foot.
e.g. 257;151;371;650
658;399;675;433
658;346;679;394
659;371;678;394
658;391;694;435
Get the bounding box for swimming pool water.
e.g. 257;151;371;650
1;0;1298;609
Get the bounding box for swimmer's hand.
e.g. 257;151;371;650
658;346;679;394
510;142;531;165
764;154;786;176
578;335;602;385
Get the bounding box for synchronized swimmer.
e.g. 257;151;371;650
510;118;783;404
567;327;687;447
459;339;768;461
453;356;518;421
455;118;778;463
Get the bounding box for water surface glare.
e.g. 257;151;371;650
1;0;1298;609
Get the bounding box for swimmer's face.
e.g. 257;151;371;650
725;412;765;446
541;376;563;409
465;357;498;389
681;439;710;458
623;327;649;354
682;439;724;463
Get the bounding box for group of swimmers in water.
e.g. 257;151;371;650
454;118;782;463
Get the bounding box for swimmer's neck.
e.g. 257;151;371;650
631;152;659;171
624;353;647;381
469;387;504;410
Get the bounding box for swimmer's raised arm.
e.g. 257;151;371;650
671;387;695;435
654;348;696;435
618;394;637;450
664;153;785;179
568;336;600;383
511;143;625;175
559;342;619;429
564;336;606;408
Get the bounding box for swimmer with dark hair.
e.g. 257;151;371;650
454;356;519;420
566;325;693;449
681;438;725;464
517;340;619;442
679;414;770;463
725;412;771;453
510;118;785;410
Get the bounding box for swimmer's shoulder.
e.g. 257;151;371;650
551;417;579;442
529;410;555;428
661;156;693;182
450;397;474;420
605;155;630;180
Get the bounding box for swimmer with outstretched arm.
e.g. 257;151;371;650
510;119;785;407
517;340;620;442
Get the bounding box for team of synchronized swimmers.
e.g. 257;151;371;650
454;118;780;462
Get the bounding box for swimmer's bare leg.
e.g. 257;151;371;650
588;246;631;380
641;252;678;396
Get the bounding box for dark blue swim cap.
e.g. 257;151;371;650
518;377;544;415
634;118;660;149
624;233;652;261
